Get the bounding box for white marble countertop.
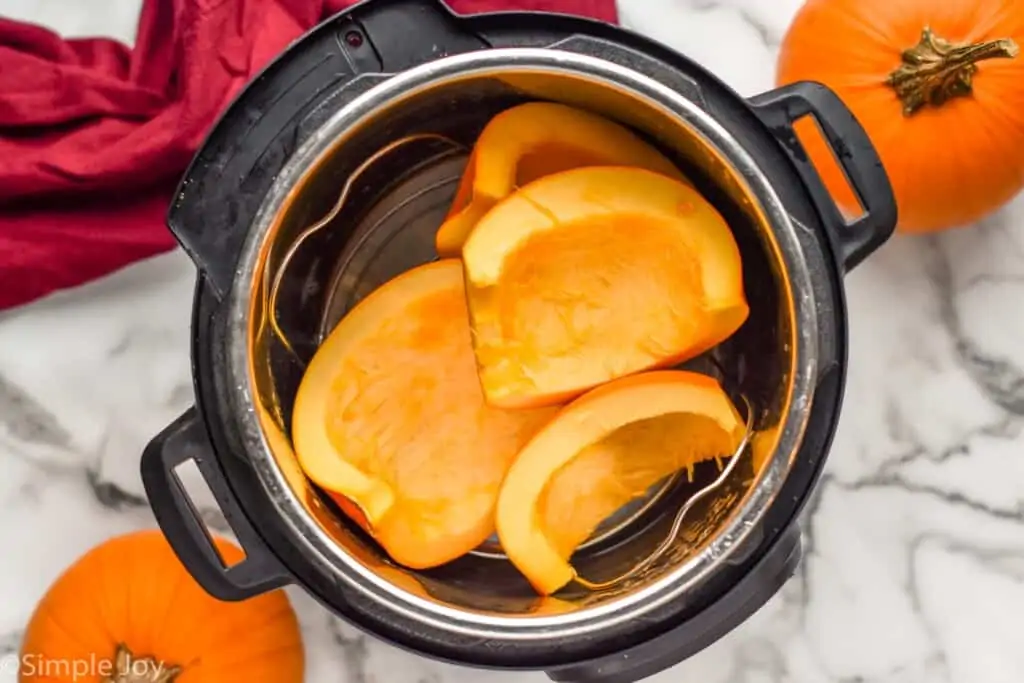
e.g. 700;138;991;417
2;1;1023;682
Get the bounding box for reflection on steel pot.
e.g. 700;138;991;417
140;1;896;681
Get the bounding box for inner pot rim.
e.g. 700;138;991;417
223;47;819;640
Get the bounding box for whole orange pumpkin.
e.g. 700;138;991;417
19;530;304;683
777;0;1024;233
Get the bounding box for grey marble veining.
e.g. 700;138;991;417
1;0;1023;682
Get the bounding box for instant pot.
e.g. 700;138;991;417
141;0;897;681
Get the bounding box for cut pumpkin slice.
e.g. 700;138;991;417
462;165;749;409
291;260;556;569
495;370;746;595
434;101;687;257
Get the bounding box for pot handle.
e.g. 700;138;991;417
749;81;897;272
141;407;292;601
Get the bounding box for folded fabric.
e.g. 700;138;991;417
0;0;617;311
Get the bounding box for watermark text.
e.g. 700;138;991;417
1;652;171;680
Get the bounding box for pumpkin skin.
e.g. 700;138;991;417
434;101;687;256
776;0;1024;233
20;530;303;683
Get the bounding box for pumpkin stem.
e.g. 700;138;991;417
101;644;182;683
886;27;1019;116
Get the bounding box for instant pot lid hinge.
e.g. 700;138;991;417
165;0;491;299
164;0;739;300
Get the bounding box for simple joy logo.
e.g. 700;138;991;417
0;651;173;681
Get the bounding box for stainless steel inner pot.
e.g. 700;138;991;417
222;48;818;640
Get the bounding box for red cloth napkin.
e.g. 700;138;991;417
0;0;616;311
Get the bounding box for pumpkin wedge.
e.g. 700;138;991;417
462;166;749;409
434;101;687;257
292;260;556;569
495;371;746;596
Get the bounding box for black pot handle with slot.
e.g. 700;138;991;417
166;0;487;300
748;81;897;272
141;407;293;601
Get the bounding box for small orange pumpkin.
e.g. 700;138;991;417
20;530;303;683
777;0;1024;232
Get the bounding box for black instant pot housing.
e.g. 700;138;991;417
141;1;896;681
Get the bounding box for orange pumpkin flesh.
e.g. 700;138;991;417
495;371;746;596
434;102;687;256
291;260;556;569
20;530;303;683
777;0;1024;232
461;166;748;409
